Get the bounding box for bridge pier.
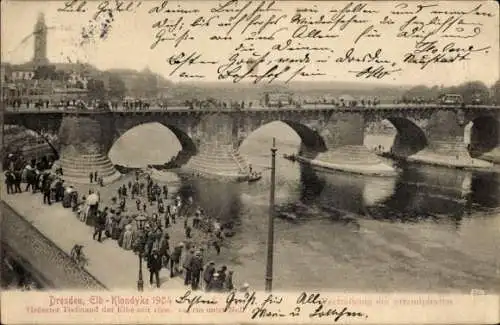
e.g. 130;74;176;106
310;112;396;176
184;113;249;180
57;114;120;184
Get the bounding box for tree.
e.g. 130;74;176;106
456;81;490;104
87;78;106;100
145;73;159;98
402;85;439;102
108;74;126;100
491;80;500;104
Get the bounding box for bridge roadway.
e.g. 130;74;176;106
4;104;500;115
3;102;499;181
1;201;107;290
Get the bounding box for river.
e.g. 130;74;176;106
110;124;500;293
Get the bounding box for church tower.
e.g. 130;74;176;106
33;13;49;66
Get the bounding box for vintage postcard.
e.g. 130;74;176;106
1;0;499;324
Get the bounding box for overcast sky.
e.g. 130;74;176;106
2;0;498;86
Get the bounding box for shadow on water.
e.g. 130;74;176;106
470;171;500;209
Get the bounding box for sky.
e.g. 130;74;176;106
1;0;499;86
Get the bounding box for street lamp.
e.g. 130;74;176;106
266;137;277;292
135;214;147;292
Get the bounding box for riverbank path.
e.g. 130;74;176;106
1;187;186;291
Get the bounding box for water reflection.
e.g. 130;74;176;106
470;171;500;209
269;160;500;228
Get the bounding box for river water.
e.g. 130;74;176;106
110;124;500;293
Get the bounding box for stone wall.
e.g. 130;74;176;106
58;114;119;182
426;110;464;141
320;112;364;149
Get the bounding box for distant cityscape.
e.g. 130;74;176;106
1;13;172;103
1;13;499;107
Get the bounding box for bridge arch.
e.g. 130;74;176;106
3;125;59;168
465;115;500;157
108;122;197;168
365;117;428;157
239;120;326;158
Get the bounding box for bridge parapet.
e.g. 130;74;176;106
4;103;500;115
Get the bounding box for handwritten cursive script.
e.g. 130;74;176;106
53;0;496;83
175;290;218;313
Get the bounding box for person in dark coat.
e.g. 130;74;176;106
119;197;126;211
55;179;64;201
207;272;223;292
4;171;14;194
148;250;162;288
42;177;51;205
94;171;98;183
203;261;215;291
111;211;122;240
213;239;221;255
13;171;22;193
224;270;234;291
93;207;107;242
89;172;94;183
190;252;203;290
144;227;155;258
183;249;195;286
218;265;227;284
193;210;201;229
163;185;168;199
158;232;170;268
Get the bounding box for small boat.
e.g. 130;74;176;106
283;154;297;162
247;172;262;183
277;212;298;221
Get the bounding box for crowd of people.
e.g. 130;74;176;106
4;160;250;292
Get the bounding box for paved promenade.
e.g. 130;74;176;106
1;188;186;291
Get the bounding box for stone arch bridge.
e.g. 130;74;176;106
3;104;499;181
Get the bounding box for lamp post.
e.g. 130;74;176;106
266;137;277;292
135;214;147;292
0;101;4;172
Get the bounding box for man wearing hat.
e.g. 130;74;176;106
148;250;162;288
203;261;215;291
190;251;203;290
93;207;108;242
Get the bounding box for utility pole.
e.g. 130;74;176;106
266;137;277;292
0;101;4;172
